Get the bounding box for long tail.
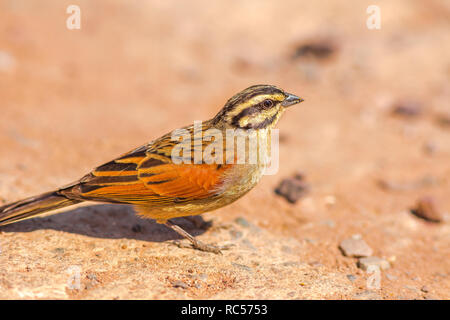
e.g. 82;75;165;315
0;191;82;226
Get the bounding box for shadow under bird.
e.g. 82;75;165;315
0;84;303;253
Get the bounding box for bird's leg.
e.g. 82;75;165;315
164;220;231;254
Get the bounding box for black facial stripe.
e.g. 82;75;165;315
212;85;286;126
213;85;285;124
226;88;282;112
231;106;258;127
230;98;278;128
242;112;278;130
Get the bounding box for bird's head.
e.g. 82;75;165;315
213;84;303;130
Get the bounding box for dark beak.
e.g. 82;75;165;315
281;93;304;107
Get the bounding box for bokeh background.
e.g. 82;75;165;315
0;0;449;299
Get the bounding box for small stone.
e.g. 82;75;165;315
308;261;324;268
231;263;253;272
404;285;418;292
240;239;257;251
322;220;335;228
52;247;65;254
387;256;397;263
274;173;310;204
172;281;189;289
234;217;250;228
435;113;450;128
421;285;430;293
423;141;437;155
351;234;362;240
353;290;381;300
304;238;317;244
411;196;443;223
229;229;243;240
291;39;337;60
339;238;373;258
386;273;397;281
281;246;293;253
196;273;208;281
391;101;422;118
358;257;391;271
324;195;336;206
87;273;98;281
347;274;357;282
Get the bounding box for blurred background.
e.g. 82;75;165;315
0;0;449;299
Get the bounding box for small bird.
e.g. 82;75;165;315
0;85;303;253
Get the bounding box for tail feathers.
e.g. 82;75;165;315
0;191;81;226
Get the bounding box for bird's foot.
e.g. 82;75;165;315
172;240;234;254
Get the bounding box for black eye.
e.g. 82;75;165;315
262;99;273;108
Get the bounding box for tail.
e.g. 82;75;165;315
0;191;82;226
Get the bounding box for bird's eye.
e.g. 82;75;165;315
262;99;273;108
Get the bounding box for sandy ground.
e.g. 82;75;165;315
0;0;449;299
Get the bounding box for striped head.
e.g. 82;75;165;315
213;85;303;130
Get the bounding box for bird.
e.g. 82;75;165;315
0;84;303;253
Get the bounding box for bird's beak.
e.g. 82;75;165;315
281;93;304;107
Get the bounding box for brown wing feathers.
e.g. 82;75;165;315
0;124;229;225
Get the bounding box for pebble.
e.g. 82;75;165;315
87;273;98;281
281;246;293;253
308;261;324;268
339;237;373;258
173;280;189;289
234;217;250;228
232;263;253;272
435;113;450;128
229;229;243;240
421;285;430;293
322;220;336;228
391;101;422;118
386;273;398;281
423;141;437;155
194;283;202;289
346;274;357;282
353;290;381;300
85;273;99;290
411;196;443;223
291;39;337;60
358;257;391;271
240;239;257;251
304;238;317;244
274;173;309;204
